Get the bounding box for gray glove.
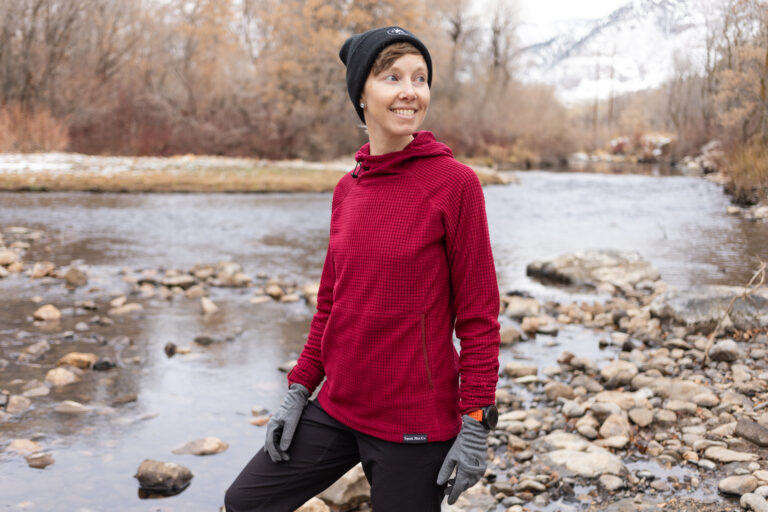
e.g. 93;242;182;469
436;415;489;504
264;383;309;462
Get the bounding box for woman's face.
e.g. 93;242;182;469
360;53;430;146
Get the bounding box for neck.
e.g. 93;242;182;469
367;130;415;156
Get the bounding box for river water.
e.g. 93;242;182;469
0;170;767;511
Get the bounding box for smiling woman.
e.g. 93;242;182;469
225;26;501;512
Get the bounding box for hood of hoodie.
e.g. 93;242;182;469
353;131;453;177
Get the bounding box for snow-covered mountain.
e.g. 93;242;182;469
516;0;714;105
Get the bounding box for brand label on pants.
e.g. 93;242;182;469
402;433;428;443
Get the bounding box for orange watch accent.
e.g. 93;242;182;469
467;409;483;422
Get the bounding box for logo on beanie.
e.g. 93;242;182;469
387;28;407;36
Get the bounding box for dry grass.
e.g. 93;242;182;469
0;104;69;152
0;166;506;193
725;139;768;205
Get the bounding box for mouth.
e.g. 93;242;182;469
391;108;417;117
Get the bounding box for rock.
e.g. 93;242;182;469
650;286;768;332
7;439;42;454
665;400;697;415
596;435;630;449
111;393;138;406
600;360;638;385
200;297;219;315
194;336;218;346
278;360;297;373
646;378;707;401
736;418;768;447
162;274;197;289
693;392;720;407
526;250;660;289
709;339;741;362
505;297;540;319
56;352;98;369
185;285;206;298
19;340;51;361
654;409;676;424
742;493;768;512
517;479;546;493
22;385;49;397
33;304;61;322
25;452;55;469
594;391;637;411
719;475;758;496
134;459;193;493
628;408;654;427
599;414;631;439
75;321;89;331
108;303;143;316
249;295;271;305
280;294;300;303
30;261;55;278
599;474;625;491
249;416;270;426
172;437;229;456
0;248;19;265
6;395;31;414
296;497;331;512
318;464;370;507
64;267;88;287
93;358;116;371
503;362;537;378
165;343;178;357
705;446;759;463
265;284;284;300
539;432;626;477
562;400;586;418
45;367;79;387
55;400;91;414
544;381;574;401
500;326;522;346
520;316;540;334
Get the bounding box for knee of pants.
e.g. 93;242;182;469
224;485;250;512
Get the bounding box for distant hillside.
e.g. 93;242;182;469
516;0;714;105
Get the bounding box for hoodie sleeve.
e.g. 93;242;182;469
286;240;333;392
444;170;500;413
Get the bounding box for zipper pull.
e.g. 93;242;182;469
352;161;362;178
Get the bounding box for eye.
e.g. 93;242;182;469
385;74;398;82
414;75;427;83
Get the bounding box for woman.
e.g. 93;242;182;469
225;26;500;512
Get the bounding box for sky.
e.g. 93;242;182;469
518;0;628;23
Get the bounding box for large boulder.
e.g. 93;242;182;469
526;250;660;289
134;459;193;493
650;286;768;332
538;432;626;478
319;464;370;510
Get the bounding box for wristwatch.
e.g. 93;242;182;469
467;404;498;430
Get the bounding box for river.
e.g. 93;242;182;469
0;170;766;510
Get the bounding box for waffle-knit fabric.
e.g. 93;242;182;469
287;131;500;443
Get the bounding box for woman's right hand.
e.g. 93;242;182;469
264;383;310;462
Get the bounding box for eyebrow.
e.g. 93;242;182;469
385;63;427;74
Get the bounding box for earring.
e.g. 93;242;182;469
359;102;366;109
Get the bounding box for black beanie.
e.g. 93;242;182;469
339;26;432;124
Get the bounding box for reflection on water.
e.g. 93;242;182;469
0;172;767;510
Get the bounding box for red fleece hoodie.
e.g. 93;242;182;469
288;131;500;443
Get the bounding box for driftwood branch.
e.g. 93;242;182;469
704;257;767;362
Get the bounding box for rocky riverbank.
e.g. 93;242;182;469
3;223;768;511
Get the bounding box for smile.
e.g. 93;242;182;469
391;109;416;116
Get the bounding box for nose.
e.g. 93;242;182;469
399;81;416;99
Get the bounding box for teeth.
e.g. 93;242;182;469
392;109;416;115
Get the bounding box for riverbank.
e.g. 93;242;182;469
0;152;508;192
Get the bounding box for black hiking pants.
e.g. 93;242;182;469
224;401;454;511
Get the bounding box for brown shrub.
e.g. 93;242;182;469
0;104;69;152
725;139;768;205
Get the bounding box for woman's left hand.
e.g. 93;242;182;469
436;415;489;504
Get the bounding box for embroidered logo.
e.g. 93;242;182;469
387;28;407;36
403;433;428;443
